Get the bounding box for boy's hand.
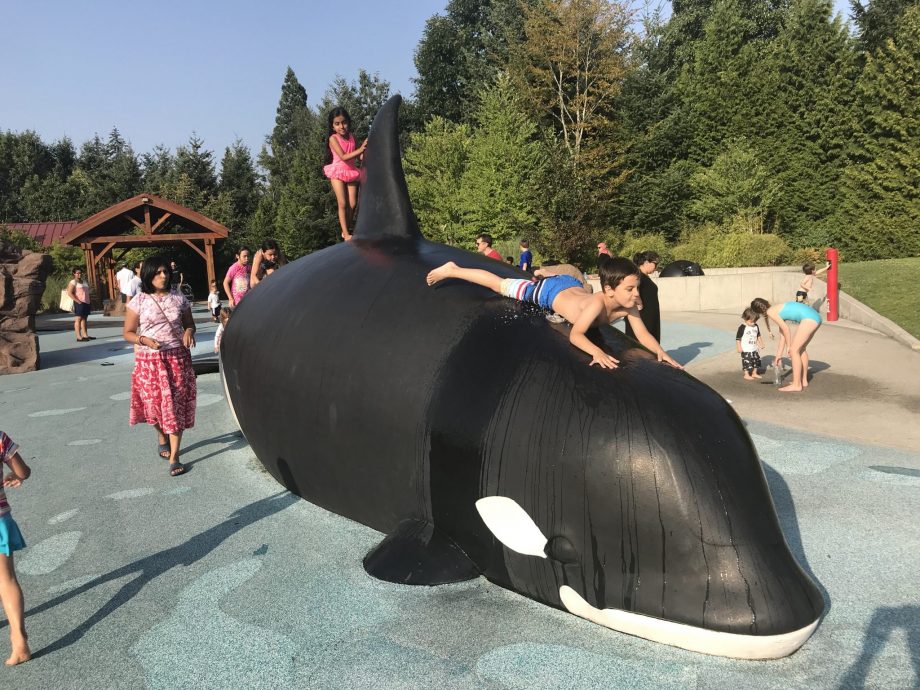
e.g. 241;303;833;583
590;351;619;369
657;351;683;369
3;474;22;488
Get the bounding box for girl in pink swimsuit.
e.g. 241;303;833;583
323;107;367;241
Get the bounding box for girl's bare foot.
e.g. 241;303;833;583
6;639;31;666
752;372;762;379
778;384;803;392
426;262;457;286
744;374;754;380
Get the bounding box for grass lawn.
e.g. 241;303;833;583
837;257;920;339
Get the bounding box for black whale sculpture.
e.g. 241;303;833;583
221;96;824;659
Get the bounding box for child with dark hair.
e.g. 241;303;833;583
426;257;680;370
518;240;533;272
736;308;764;380
250;239;286;288
796;261;830;303
214;307;232;353
323;107;367;241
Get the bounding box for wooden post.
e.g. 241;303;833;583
82;245;99;298
104;256;117;303
205;239;216;288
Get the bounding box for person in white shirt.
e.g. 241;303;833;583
126;263;142;298
116;263;135;303
207;280;221;322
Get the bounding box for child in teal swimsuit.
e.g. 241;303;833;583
750;298;822;393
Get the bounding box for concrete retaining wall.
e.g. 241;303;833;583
588;266;826;313
586;266;920;351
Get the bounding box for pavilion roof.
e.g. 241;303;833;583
3;221;79;247
61;193;229;247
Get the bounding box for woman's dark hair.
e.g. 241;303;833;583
633;250;661;266
237;245;251;256
750;298;772;334
140;254;172;294
598;256;641;290
71;266;83;275
325;107;353;165
261;239;280;253
750;297;771;315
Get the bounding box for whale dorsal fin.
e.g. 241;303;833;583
353;95;422;241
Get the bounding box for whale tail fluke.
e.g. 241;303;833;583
353;95;422;242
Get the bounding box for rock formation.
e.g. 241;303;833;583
0;243;53;374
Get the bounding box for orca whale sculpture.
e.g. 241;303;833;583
221;96;824;659
659;260;705;277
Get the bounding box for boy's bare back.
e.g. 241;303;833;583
551;289;633;329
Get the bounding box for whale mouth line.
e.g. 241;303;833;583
558;585;819;660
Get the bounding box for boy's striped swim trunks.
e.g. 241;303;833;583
499;275;583;310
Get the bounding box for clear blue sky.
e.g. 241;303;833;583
1;0;853;160
0;0;447;157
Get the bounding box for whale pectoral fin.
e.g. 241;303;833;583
363;519;479;585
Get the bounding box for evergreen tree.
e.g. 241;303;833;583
259;67;312;188
404;117;472;245
414;0;527;123
688;138;780;233
141;145;176;195
837;6;920;259
757;0;854;244
104;127;143;201
0;131;54;220
677;0;773;164
459;75;546;245
611;9;696;239
216;139;261;233
851;0;920;55
175;134;217;199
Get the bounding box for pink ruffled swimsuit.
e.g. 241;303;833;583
323;134;364;183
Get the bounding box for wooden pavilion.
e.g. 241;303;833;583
62;193;229;303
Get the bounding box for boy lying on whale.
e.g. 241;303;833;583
426;256;681;370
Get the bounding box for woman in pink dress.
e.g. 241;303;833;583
323;107;367;241
123;255;197;477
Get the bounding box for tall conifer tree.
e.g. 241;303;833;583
756;0;854;243
837;6;920;258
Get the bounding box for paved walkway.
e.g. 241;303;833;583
0;307;917;689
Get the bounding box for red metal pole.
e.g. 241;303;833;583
826;247;839;322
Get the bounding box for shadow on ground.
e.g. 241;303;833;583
5;492;298;659
667;341;712;366
839;605;920;688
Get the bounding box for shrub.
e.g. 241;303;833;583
704;233;791;267
0;226;41;252
617;232;671;266
672;226;791;267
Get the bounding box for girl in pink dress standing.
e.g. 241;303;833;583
323;107;367;241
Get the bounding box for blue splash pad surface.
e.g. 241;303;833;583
1;308;917;688
612;320;735;366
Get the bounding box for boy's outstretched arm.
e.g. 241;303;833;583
569;300;619;369
625;311;683;369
